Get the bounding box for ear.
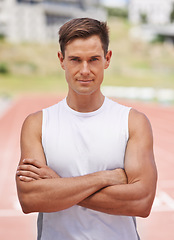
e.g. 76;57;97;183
58;51;65;70
104;50;112;69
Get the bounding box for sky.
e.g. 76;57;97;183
101;0;129;7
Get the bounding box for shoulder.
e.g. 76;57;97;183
128;108;153;141
21;111;42;138
23;111;42;127
129;108;150;125
105;97;131;113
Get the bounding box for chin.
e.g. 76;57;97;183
75;89;96;96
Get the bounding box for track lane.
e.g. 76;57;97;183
0;95;173;239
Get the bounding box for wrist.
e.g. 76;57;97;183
91;171;111;188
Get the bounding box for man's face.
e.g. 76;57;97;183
58;35;112;96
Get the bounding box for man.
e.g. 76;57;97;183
16;18;157;240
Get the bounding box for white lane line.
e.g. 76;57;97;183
0;209;23;217
0;209;37;217
152;191;174;212
0;100;19;196
0;98;12;118
12;194;22;211
0;133;17;196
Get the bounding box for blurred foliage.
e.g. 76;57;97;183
106;7;128;19
140;13;148;24
151;35;166;44
0;62;9;74
170;3;174;23
0;34;5;41
0;18;174;97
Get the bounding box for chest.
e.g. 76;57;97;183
43;113;128;177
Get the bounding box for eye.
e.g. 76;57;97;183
89;58;99;62
70;58;81;62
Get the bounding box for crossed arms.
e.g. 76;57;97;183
16;108;157;217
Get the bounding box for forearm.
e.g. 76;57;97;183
78;182;155;217
16;171;112;214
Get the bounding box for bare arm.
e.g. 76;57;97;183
16;112;126;214
78;109;157;217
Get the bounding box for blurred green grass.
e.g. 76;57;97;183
0;18;174;97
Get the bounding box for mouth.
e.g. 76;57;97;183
77;79;94;83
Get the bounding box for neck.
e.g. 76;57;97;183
66;91;105;113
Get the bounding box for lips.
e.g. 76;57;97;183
77;79;93;83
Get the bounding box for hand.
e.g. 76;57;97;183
78;168;128;209
112;168;128;185
101;168;128;186
16;158;60;182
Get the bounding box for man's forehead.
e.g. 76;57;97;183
66;52;103;59
66;36;102;49
64;36;104;57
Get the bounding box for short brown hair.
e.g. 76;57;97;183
59;18;109;58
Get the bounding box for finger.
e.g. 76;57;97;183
17;170;40;180
18;164;40;175
22;158;44;168
18;175;35;182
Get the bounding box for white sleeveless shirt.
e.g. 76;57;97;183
38;97;140;240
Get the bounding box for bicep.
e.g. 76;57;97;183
19;111;46;165
16;111;46;204
124;109;157;197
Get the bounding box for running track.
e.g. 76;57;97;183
0;95;174;240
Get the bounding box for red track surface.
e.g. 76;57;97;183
0;95;174;240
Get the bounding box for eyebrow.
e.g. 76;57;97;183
68;56;80;59
90;55;101;59
68;55;101;59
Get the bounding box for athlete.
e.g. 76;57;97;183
16;18;157;240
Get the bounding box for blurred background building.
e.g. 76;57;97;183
128;0;174;43
101;0;128;8
0;0;106;42
129;0;174;25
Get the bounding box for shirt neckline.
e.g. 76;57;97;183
63;97;107;117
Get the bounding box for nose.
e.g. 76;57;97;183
80;61;90;76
